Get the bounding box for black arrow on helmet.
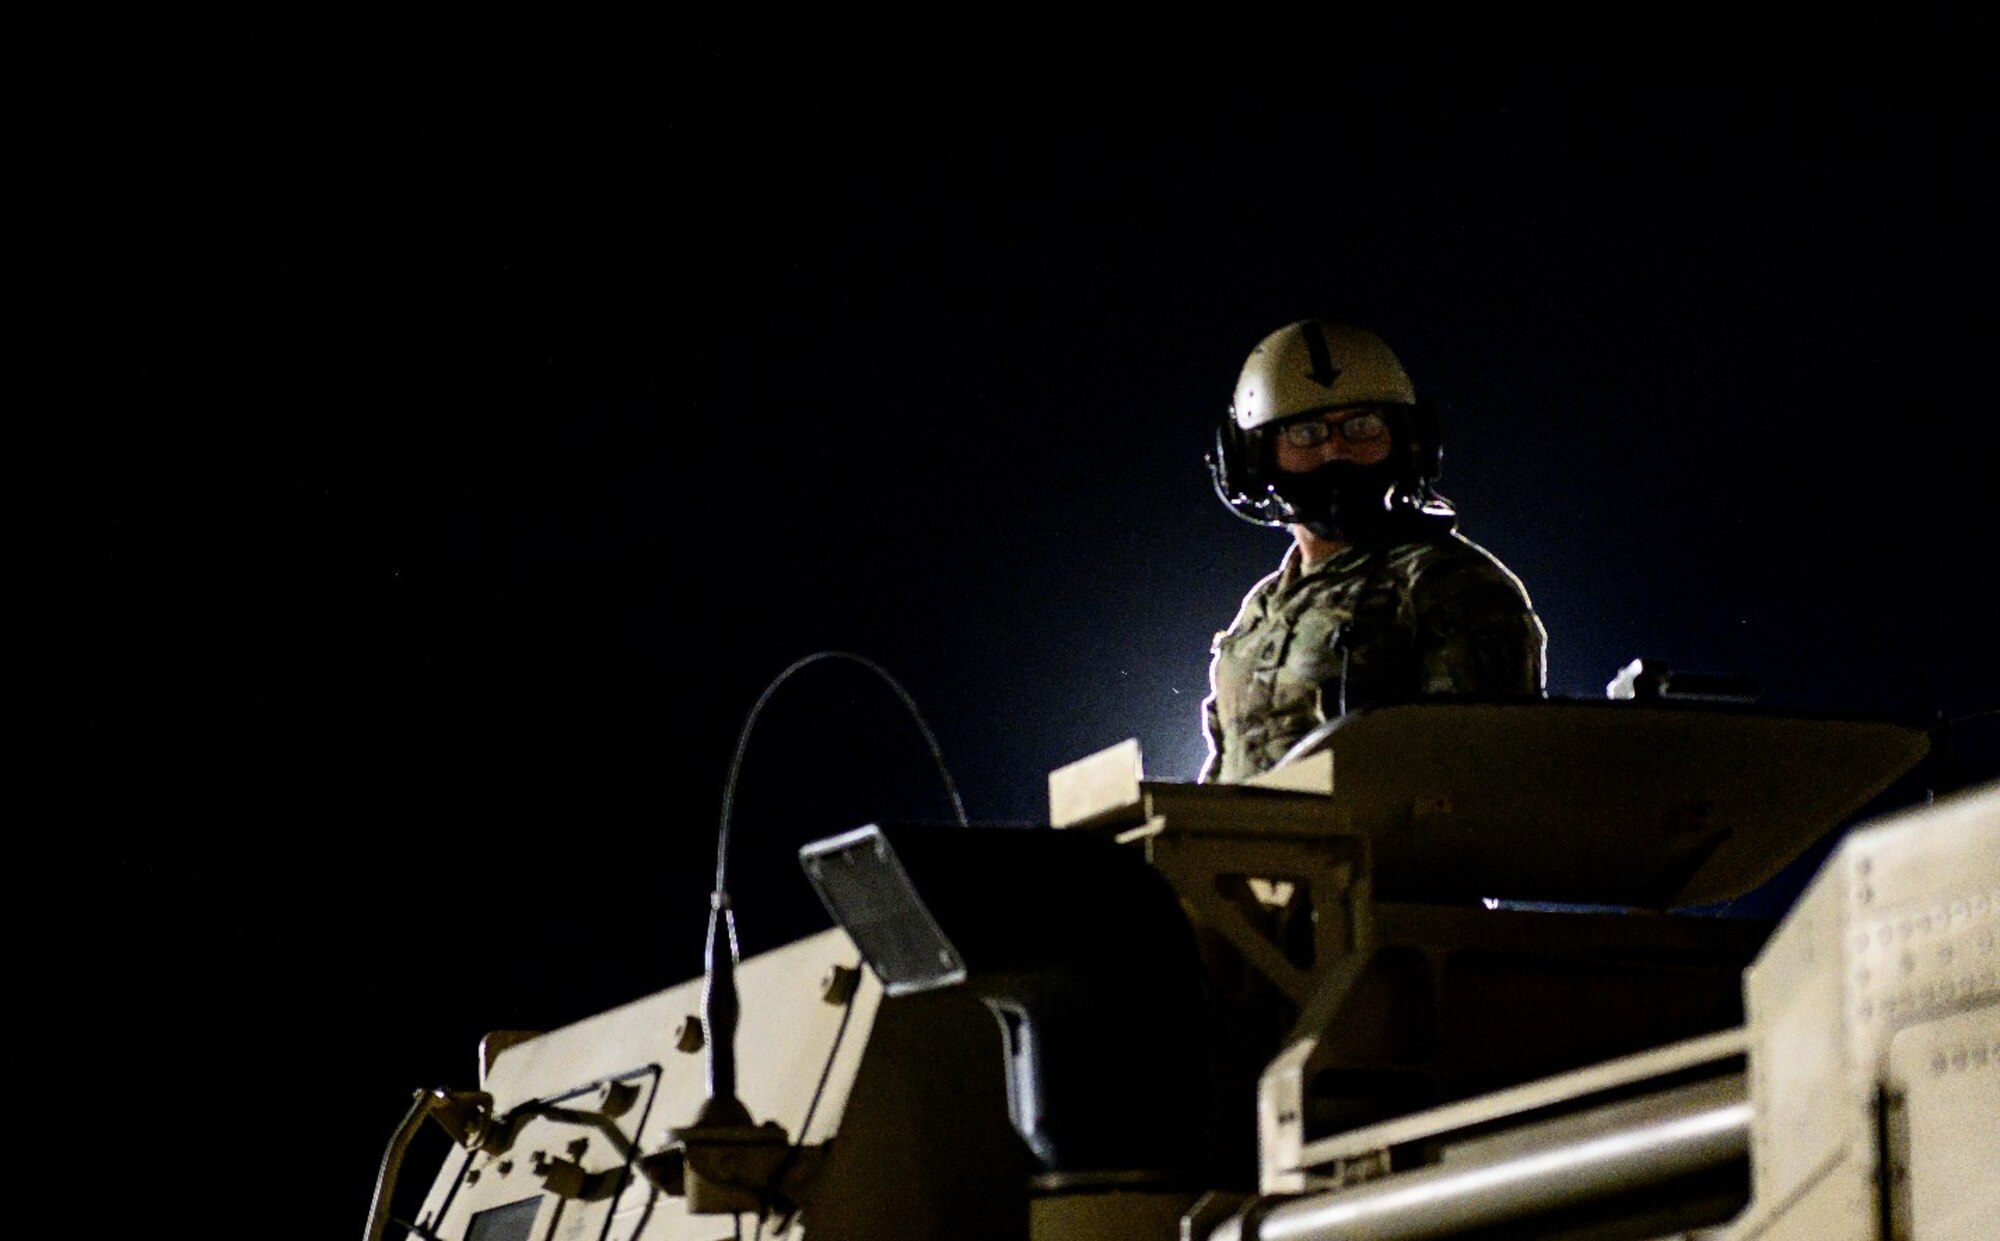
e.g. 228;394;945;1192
1302;321;1343;388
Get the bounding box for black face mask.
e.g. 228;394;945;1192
1272;460;1401;542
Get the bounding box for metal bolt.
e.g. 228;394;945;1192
821;964;860;1006
600;1081;640;1118
675;1015;705;1054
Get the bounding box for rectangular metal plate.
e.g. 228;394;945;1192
466;1196;540;1241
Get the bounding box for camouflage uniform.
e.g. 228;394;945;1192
1200;523;1546;783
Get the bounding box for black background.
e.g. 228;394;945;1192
57;31;1999;1235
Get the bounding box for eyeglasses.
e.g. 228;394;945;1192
1277;409;1390;448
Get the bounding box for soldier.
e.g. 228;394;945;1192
1202;321;1547;782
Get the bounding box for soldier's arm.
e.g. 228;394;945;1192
1410;556;1548;697
1200;583;1271;783
1198;688;1223;783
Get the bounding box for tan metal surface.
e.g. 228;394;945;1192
479;1031;540;1089
1293;1027;1747;1174
406;929;881;1241
1885;1003;1999;1240
1244;749;1334;795
785;988;1030;1240
1261;899;1764;1194
1047;738;1148;830
1143;827;1366;1007
1722;779;1999;1241
381;735;1983;1241
1138;780;1348;839
1096;734;1769;1200
1275;701;1929;906
1253;1076;1750;1241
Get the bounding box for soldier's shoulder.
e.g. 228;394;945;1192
1219;558;1290;634
1393;531;1536;607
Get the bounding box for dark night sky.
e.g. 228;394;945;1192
60;35;1999;1234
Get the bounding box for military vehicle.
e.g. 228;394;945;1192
364;675;1997;1240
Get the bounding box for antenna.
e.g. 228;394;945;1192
666;651;967;1216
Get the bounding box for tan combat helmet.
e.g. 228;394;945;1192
1229;321;1417;432
1209;320;1443;529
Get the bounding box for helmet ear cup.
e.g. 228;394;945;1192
1209;412;1292;527
1206;420;1240;504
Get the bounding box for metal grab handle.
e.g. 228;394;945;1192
362;1088;488;1241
